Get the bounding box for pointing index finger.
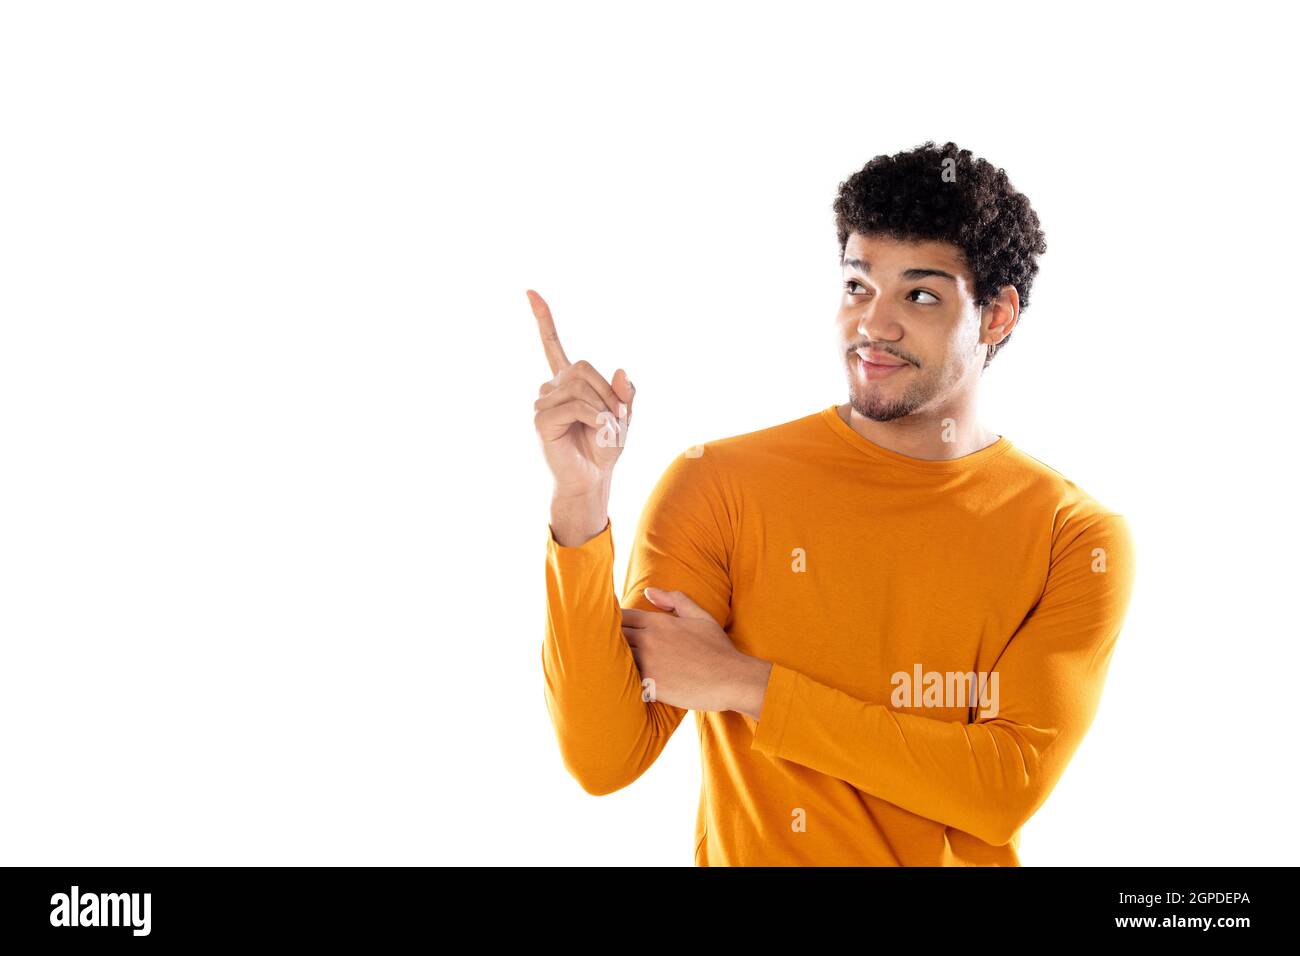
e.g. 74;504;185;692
527;289;571;375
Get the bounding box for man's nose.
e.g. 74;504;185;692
856;299;903;339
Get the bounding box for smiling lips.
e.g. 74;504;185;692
854;348;910;380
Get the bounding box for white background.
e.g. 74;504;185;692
1;1;1296;865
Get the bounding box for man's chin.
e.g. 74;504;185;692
849;389;916;423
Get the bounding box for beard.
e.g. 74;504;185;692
844;353;928;422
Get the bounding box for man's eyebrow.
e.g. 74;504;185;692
840;257;958;283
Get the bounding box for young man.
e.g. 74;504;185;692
531;141;1136;866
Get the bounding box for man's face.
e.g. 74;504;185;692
836;231;989;422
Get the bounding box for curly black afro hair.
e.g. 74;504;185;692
833;141;1047;368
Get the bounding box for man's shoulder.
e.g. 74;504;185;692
669;406;830;468
999;444;1132;548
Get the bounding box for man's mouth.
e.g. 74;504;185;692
853;348;910;380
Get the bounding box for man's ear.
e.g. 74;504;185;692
977;283;1019;351
980;284;1020;350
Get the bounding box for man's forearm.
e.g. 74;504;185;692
542;507;687;796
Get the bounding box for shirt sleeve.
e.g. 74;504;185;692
542;448;735;795
750;510;1137;846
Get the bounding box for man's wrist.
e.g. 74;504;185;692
730;656;774;721
549;482;611;547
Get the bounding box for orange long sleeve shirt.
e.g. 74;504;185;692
542;404;1136;865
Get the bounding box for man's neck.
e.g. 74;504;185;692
836;402;999;461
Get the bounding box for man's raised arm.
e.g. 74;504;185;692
530;290;731;795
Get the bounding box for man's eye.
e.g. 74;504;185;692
909;290;939;304
844;280;868;295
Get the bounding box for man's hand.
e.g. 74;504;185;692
529;288;634;495
621;587;773;717
529;288;635;546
